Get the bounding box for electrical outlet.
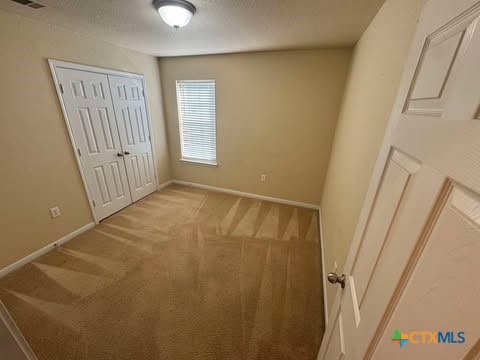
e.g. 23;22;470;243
260;174;267;182
50;206;61;218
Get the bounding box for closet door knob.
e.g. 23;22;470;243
124;151;131;155
116;152;124;157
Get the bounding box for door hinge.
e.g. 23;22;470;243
77;148;81;157
92;200;96;207
142;89;145;97
59;83;64;94
149;135;151;141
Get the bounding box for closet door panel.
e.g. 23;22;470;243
109;75;156;202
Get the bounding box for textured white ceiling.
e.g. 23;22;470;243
0;0;385;57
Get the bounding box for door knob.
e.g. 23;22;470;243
124;151;130;155
327;272;346;289
117;152;124;157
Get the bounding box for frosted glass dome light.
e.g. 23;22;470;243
153;0;196;29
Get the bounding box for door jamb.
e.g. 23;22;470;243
48;59;160;224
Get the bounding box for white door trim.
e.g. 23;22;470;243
0;301;38;359
318;207;329;326
49;60;145;79
48;59;160;223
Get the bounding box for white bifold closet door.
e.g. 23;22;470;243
55;68;132;220
108;75;156;202
54;67;156;221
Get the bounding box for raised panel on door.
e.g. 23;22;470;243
403;8;480;119
350;160;450;359
54;67;132;220
332;149;442;359
350;150;420;309
393;5;480;195
108;75;156;202
371;183;480;359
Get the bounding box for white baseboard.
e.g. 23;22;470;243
0;222;95;278
157;180;173;190
318;207;329;325
171;180;319;209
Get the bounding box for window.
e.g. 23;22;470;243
176;80;217;165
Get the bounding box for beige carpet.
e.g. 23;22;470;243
0;184;324;360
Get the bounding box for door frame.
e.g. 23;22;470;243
0;300;37;359
318;0;431;356
48;59;160;223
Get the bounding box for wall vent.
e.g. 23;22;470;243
10;0;45;9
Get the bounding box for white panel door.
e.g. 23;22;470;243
55;68;132;220
319;1;480;359
108;75;156;202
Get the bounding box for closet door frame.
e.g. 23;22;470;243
48;59;160;223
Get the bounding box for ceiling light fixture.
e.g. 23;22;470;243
153;0;196;29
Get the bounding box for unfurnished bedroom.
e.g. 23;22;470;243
1;0;479;359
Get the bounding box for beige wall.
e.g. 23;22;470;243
0;10;170;269
320;0;428;310
160;50;351;204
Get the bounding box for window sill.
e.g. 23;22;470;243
180;158;218;167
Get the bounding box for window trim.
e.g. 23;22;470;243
176;79;218;166
179;158;218;167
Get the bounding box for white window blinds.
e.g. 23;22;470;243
176;80;217;164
